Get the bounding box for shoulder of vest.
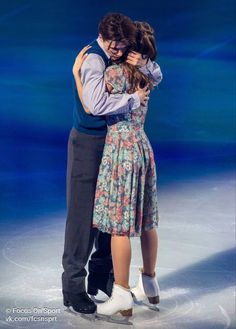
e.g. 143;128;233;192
86;40;109;65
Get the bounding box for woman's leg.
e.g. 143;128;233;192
96;235;133;316
111;235;131;288
141;228;158;276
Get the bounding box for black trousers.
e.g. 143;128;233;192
62;128;112;294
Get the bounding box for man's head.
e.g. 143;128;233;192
98;13;136;61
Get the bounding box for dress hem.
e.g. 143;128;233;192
92;223;158;237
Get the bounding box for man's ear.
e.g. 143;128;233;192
98;33;103;40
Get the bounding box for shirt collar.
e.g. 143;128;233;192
97;36;110;59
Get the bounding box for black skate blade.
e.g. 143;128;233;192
65;306;96;321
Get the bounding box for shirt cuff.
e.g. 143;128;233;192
132;92;141;109
139;58;152;75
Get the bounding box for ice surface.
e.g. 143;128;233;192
0;172;235;329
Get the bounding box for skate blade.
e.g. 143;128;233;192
133;299;160;312
65;306;96;321
95;313;133;325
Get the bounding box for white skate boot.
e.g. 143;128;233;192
131;268;160;305
96;283;133;321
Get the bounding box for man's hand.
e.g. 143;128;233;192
136;86;150;106
126;51;148;68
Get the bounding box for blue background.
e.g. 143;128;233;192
0;0;235;223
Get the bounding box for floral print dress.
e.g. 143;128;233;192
92;64;159;237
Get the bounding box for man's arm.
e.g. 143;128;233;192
139;59;163;87
126;51;163;87
80;54;140;116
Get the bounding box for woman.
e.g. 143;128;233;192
74;21;162;317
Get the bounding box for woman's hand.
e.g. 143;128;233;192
126;51;148;68
72;45;91;76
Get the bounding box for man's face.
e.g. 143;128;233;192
102;39;129;61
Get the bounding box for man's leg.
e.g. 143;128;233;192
62;128;105;313
88;231;114;296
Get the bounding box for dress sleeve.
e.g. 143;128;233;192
104;64;126;94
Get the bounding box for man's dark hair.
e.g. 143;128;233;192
99;12;136;45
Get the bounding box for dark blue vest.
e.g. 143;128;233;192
73;40;109;136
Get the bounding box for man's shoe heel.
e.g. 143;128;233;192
63;293;71;307
87;285;98;296
120;308;133;317
148;296;159;304
64;300;71;307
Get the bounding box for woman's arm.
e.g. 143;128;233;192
72;45;91;114
74;73;91;114
106;83;114;93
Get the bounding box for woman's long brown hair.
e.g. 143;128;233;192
122;21;158;94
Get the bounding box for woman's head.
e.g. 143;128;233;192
122;21;157;93
133;21;157;61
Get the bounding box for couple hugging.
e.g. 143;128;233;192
62;12;163;319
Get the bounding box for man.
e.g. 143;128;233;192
62;12;161;315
